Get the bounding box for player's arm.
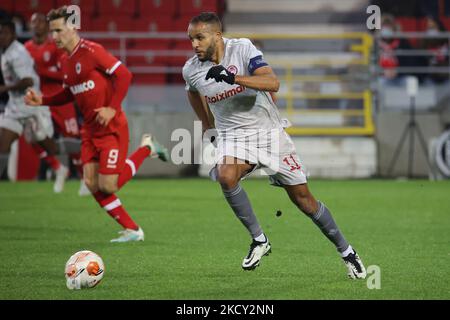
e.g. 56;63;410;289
205;40;279;92
94;63;132;126
187;89;214;131
2;52;40;94
93;45;132;111
109;63;132;110
37;66;64;81
234;66;280;92
205;64;279;92
91;45;132;126
25;87;74;106
0;78;34;94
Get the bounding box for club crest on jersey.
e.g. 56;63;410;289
75;62;82;74
227;65;238;75
43;51;51;62
70;80;96;95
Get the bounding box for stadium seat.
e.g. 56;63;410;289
133;16;173;32
126;39;171;65
441;17;450;30
97;38;122;52
14;0;55;13
169;39;192;67
126;52;171;66
167;39;191;83
14;0;56;19
90;16;136;32
97;0;137;16
178;0;218;15
127;38;171;49
0;0;14;12
78;17;92;31
55;0;98;16
173;15;194;31
130;71;167;84
136;0;176;17
395;17;419;32
395;17;422;47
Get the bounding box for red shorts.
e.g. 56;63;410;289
51;103;80;138
81;124;129;175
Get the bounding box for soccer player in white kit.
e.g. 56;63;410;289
0;20;61;186
183;13;366;279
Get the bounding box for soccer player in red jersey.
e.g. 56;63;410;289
25;13;85;194
25;6;169;242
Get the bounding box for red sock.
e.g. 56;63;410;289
117;146;150;189
93;191;138;230
70;153;83;178
32;145;61;171
44;155;62;171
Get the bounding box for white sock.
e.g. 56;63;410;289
340;245;354;258
254;233;267;243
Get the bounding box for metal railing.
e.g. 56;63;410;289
375;31;450;76
227;33;375;136
20;31;376;136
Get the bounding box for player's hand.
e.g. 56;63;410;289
24;89;43;106
205;65;235;85
0;85;8;95
94;107;116;127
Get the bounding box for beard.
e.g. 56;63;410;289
199;43;215;62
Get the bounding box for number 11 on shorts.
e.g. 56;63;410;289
283;154;302;171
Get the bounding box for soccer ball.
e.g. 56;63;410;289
65;250;105;290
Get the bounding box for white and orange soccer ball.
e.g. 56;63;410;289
65;250;104;290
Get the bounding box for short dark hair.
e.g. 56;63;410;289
0;19;16;34
47;6;72;22
190;12;222;31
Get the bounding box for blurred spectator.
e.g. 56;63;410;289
420;16;449;84
11;13;26;34
378;14;424;85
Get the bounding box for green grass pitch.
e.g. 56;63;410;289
0;178;449;300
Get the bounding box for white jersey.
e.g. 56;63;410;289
183;38;286;137
1;40;45;118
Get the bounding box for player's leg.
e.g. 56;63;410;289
71;153;89;196
272;130;366;278
0;113;25;177
83;160;143;242
83;161;99;193
31;112;69;193
35;138;69;193
116;134;169;190
94;133;143;242
97;172;143;242
0;127;20;176
216;156;271;270
51;107;85;195
284;183;366;279
32;144;62;172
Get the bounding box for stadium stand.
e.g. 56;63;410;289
1;0;449;178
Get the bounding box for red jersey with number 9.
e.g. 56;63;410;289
61;39;127;139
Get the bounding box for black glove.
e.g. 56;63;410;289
205;65;235;85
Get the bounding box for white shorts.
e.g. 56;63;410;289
0;110;54;143
210;128;307;186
